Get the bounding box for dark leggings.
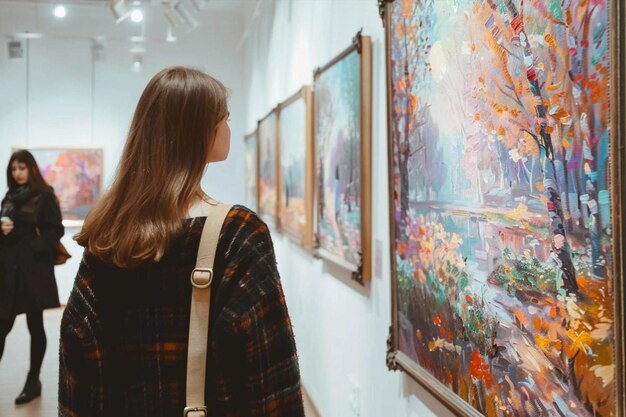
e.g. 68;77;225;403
0;311;47;375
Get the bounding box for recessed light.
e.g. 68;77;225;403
130;9;143;23
54;5;67;18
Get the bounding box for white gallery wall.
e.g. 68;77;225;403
0;1;247;302
242;1;455;416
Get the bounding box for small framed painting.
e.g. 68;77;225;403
244;130;258;212
313;31;372;283
14;147;103;227
258;109;278;227
277;86;314;249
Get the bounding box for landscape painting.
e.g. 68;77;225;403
278;87;313;248
386;1;623;417
244;130;258;212
258;110;278;226
314;33;372;282
26;148;102;226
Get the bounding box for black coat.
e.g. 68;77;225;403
0;190;64;319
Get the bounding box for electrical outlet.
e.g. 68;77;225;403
348;375;360;416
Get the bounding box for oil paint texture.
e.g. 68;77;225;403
315;50;362;268
29;148;102;221
279;96;307;241
258;113;277;224
389;1;615;416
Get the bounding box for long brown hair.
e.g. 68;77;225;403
7;150;53;194
75;67;229;268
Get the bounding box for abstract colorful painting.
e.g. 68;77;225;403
27;148;102;225
278;87;313;248
314;33;372;282
385;1;623;416
258;110;278;226
244;130;258;212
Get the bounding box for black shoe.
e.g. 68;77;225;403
15;372;41;405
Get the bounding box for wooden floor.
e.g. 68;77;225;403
0;308;320;417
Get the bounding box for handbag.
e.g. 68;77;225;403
35;226;72;265
184;198;231;417
54;241;71;265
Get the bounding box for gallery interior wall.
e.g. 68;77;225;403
241;1;454;416
0;2;246;301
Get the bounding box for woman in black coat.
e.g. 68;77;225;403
0;150;64;404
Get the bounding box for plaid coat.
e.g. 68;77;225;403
59;206;304;417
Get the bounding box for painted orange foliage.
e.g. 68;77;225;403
469;351;493;389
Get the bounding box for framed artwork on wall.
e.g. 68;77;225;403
313;30;372;284
258;109;278;227
244;129;258;212
13;147;103;227
277;86;314;249
383;1;625;417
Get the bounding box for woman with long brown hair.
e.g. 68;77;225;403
0;149;64;404
59;67;304;416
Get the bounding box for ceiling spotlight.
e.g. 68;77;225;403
109;0;129;23
7;39;24;59
132;53;143;72
162;0;200;31
163;7;180;28
166;26;177;42
190;0;209;11
173;1;198;30
130;8;143;23
54;5;67;18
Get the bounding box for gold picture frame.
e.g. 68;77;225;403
313;30;372;284
383;1;625;416
257;108;279;228
277;86;315;249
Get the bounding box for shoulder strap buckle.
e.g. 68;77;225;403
184;406;208;417
190;268;213;289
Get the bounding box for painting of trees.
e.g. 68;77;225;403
387;0;618;416
314;35;372;281
278;88;313;247
258;111;278;225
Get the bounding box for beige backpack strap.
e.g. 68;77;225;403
185;200;232;417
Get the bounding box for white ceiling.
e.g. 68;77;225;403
0;0;256;14
0;0;258;43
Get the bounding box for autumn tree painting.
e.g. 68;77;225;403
278;88;313;247
387;0;618;416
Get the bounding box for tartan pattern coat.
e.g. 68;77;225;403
59;206;304;417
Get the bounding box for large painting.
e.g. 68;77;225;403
314;32;372;283
258;110;278;226
278;87;314;248
22;148;102;227
244;130;258;212
384;1;624;417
